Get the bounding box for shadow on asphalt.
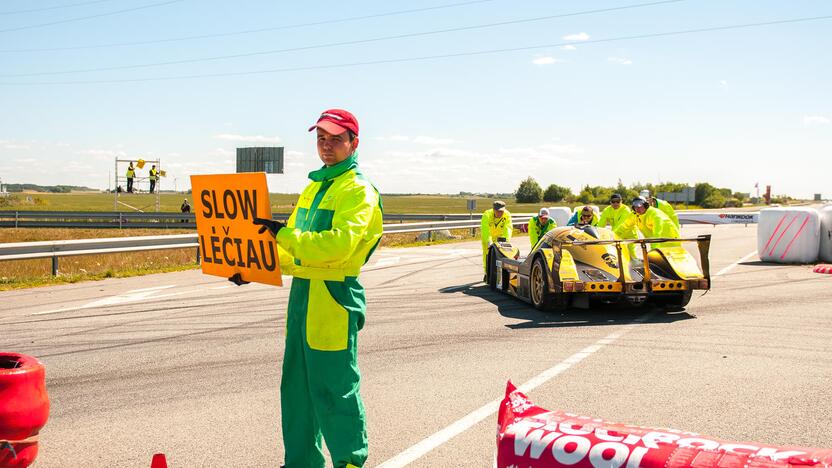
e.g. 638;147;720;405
439;282;694;329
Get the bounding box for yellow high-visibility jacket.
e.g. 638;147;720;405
481;208;512;247
276;153;383;282
615;206;680;248
654;198;679;228
598;204;633;231
528;215;555;248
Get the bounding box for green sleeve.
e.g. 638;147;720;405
481;210;491;245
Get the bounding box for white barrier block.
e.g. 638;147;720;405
758;207;820;263
820;205;832;263
547;207;572;228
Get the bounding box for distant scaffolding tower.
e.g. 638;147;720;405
114;157;162;212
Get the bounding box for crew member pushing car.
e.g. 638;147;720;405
481;200;512;277
616;196;680;249
528;207;556;248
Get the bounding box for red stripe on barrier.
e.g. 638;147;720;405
814;264;832;274
768;215;797;257
780;214;811;260
762;214;788;254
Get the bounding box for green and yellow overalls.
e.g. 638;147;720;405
275;153;383;468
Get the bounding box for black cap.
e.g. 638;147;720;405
610;193;622;201
493;201;506;211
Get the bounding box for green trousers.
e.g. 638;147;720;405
281;276;368;468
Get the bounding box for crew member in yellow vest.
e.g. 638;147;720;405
149;165;159;194
125;162;135;193
481;200;512;277
598;193;637;258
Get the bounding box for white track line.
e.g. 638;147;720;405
376;316;650;468
715;250;757;277
127;284;177;293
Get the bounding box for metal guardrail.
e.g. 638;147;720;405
0;211;498;229
0;218;531;275
0;210;762;229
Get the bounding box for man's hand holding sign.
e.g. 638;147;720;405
190;173;283;286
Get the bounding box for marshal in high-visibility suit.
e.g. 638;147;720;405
598;193;637;258
247;109;382;468
481;201;512;273
615;196;680;249
528;207;556;248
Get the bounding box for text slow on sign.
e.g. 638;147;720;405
190;173;282;286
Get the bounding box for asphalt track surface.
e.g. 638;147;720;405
2;224;830;467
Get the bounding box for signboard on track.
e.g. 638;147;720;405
190;173;282;286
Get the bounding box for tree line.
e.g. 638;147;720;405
514;177;774;208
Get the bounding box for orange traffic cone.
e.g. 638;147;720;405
150;453;167;468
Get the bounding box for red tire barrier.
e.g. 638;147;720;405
497;381;832;468
813;264;832;274
0;353;49;468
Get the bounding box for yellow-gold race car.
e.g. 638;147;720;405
486;225;711;311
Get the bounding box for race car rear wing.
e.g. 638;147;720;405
555;234;712;290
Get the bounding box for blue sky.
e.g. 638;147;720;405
0;0;830;198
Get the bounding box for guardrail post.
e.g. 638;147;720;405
119;213;123;229
51;256;58;276
14;211;19;228
196;246;201;265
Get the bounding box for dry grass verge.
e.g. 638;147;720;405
0;229;197;290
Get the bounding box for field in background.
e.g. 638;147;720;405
2;192;557;214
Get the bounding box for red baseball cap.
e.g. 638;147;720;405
308;109;359;136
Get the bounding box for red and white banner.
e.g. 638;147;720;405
497;381;832;468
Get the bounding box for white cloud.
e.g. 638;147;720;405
412;136;456;145
375;135;456;145
213;133;281;144
531;56;562;66
285;150;305;157
560;45;577;51
608;56;633;65
13;158;37;163
803;115;830;126
213;148;234;156
3;143;30;150
374;135;411;142
720;80;728;86
562;32;590;41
